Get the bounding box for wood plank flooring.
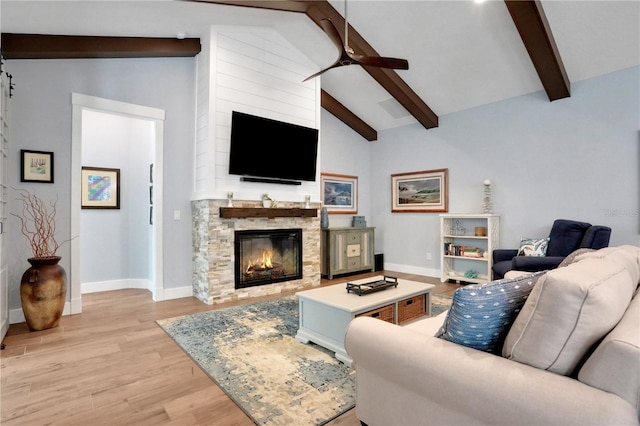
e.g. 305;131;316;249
1;271;459;425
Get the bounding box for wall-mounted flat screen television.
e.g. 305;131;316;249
229;111;319;183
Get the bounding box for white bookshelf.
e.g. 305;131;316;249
440;214;500;284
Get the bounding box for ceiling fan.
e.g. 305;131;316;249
303;1;409;82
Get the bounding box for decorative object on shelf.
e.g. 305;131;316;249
475;226;487;236
305;195;311;209
227;192;233;207
464;270;479;279
11;189;67;331
320;206;329;229
81;166;120;209
391;168;448;213
482;179;492;213
20;149;54;183
452;219;466;235
262;194;274;208
321;173;358;214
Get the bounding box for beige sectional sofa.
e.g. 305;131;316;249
345;245;640;425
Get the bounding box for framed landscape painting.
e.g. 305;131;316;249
391;168;448;213
321;173;358;214
20;150;54;183
81;166;121;209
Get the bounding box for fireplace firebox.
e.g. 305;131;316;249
234;229;303;289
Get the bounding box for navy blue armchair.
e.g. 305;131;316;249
492;219;612;280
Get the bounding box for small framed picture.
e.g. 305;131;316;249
81;166;121;209
391;168;448;213
321;173;358;214
21;150;54;183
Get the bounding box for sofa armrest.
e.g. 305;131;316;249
511;255;564;271
345;317;638;426
493;249;518;263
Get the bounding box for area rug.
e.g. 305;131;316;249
157;293;452;426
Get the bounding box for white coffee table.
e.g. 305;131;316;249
295;276;435;366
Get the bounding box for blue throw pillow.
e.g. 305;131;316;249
436;271;546;353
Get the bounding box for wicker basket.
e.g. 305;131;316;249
398;294;427;324
357;304;395;323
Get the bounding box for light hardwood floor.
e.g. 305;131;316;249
1;271;459;425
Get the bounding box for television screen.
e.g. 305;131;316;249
229;111;319;183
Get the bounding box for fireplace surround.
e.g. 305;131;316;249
191;199;321;304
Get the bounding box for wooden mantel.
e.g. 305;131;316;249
219;207;317;219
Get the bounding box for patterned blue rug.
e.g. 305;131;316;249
157;296;355;425
157;294;452;425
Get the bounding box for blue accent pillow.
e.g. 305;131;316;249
436;271;546;353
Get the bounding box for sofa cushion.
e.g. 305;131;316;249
436;271;545;352
502;257;637;376
574;245;640;285
557;248;594;268
578;289;640;410
517;237;550;257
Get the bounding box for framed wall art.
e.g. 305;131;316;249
81;166;121;209
20;149;54;183
391;168;448;213
321;173;358;214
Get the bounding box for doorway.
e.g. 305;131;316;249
70;94;165;314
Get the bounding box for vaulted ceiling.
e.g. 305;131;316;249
1;0;638;140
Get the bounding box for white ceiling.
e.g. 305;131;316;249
2;0;639;132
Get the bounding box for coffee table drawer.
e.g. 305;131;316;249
398;294;426;324
357;304;395;323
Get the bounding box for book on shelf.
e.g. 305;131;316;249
444;243;484;258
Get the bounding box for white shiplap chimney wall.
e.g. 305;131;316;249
193;26;321;202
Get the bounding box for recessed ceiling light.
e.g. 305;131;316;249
176;32;187;40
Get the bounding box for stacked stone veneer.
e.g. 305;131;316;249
192;199;322;304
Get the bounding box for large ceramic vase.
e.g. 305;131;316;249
20;256;67;331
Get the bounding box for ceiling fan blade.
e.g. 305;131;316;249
349;53;409;70
303;61;344;82
319;19;346;54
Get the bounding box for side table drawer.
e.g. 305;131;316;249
357;304;395;323
398;294;427;324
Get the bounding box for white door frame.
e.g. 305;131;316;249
70;93;165;313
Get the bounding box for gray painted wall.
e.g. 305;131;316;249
6;57;195;312
369;66;639;276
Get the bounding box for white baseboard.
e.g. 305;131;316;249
82;279;151;294
383;262;440;280
162;285;194;300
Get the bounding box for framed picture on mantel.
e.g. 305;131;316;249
391;168;448;213
321;173;358;214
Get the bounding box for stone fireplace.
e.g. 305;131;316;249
191;199;321;304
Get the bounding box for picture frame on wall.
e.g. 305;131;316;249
321;173;358;214
81;166;121;209
20;149;54;183
391;168;448;213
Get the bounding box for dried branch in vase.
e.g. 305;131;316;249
11;189;61;259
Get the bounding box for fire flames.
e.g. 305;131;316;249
245;249;273;273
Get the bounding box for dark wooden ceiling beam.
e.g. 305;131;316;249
504;0;570;101
321;89;377;141
1;33;201;59
195;0;439;130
